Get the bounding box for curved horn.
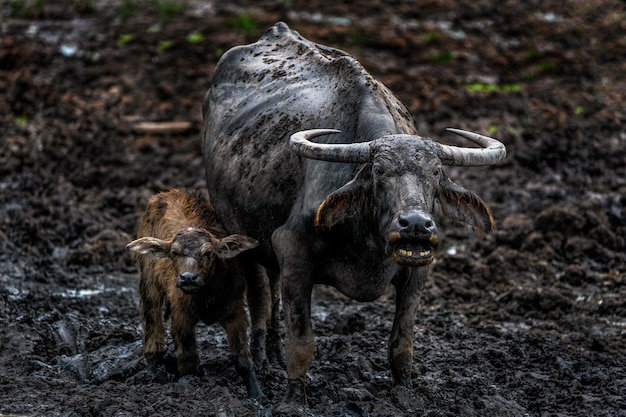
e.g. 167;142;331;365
435;128;507;166
290;129;372;163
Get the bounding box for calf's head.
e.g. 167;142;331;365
127;227;258;294
290;129;506;267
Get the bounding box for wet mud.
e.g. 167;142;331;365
1;0;625;416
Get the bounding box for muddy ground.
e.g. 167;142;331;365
1;0;625;416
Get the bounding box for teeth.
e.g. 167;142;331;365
397;249;432;258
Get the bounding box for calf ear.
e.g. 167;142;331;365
216;235;259;259
126;237;170;259
314;165;370;230
437;180;496;234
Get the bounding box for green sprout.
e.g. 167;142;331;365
156;40;173;54
432;51;455;63
186;32;204;43
154;0;186;25
117;34;133;48
464;83;521;93
424;31;441;43
227;13;257;35
525;49;541;60
119;0;138;19
15;116;28;128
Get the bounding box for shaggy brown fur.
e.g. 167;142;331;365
126;189;265;398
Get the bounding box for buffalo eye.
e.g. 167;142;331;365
432;167;442;178
372;163;385;178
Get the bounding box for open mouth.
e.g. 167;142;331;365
390;240;435;267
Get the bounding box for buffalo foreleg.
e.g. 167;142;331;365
389;267;426;387
273;226;314;403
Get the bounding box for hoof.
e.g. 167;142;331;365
283;376;307;405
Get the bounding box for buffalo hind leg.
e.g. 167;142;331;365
389;267;426;387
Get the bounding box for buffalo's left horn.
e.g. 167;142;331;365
435;128;506;166
290;129;371;163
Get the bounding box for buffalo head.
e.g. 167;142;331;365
290;129;506;267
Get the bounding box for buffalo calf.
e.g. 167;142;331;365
126;188;262;398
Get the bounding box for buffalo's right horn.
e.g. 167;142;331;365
435;128;506;166
290;129;371;163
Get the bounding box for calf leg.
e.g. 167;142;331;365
389;267;426;387
138;271;166;375
221;300;262;398
170;305;199;376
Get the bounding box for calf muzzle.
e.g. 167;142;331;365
176;272;202;293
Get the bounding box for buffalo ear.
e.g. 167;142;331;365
437;180;496;234
126;237;171;259
314;165;371;231
215;235;259;259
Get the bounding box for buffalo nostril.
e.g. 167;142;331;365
396;211;437;235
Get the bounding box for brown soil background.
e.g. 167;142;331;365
1;1;625;416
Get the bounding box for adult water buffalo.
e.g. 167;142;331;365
202;22;506;400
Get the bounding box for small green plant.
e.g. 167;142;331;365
119;0;138;19
464;83;521;93
117;34;134;48
527;61;556;80
575;105;584;115
431;51;455;63
15;116;28;128
186;32;204;43
156;40;173;54
10;0;45;17
537;62;555;73
424;31;441;43
154;0;186;25
348;26;366;47
227;13;257;35
525;49;541;60
215;48;224;59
